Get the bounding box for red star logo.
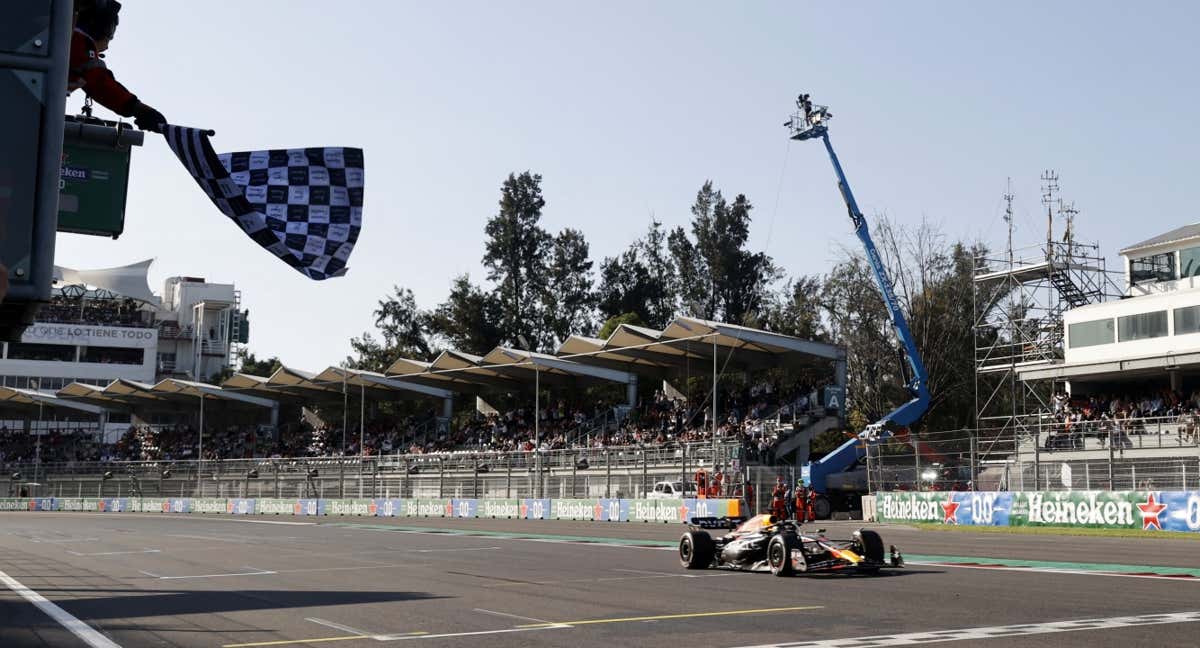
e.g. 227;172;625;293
368;502;378;516
593;503;604;521
27;500;36;511
678;503;690;522
226;502;234;513
1137;493;1168;530
162;501;170;513
520;501;529;518
293;503;302;515
445;502;455;517
940;497;960;524
98;500;106;512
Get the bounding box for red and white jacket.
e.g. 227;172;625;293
68;28;138;116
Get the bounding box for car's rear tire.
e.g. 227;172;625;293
768;534;798;577
679;531;714;569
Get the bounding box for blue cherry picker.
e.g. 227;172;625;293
785;95;938;518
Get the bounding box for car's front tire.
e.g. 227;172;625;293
768;534;798;576
680;531;715;569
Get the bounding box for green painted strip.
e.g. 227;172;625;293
328;522;678;547
908;554;1200;577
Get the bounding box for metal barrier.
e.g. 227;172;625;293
865;418;1200;493
3;441;743;501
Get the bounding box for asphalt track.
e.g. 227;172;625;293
1;513;1199;648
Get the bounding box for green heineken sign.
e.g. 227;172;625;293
57;120;143;238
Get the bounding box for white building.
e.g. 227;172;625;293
1021;224;1200;393
0;261;247;393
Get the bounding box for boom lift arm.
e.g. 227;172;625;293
786;96;932;492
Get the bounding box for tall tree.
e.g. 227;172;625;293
542;228;595;345
427;274;504;355
762;275;827;340
596;221;677;328
346;286;432;371
238;351;283;377
670;181;779;324
482;172;552;349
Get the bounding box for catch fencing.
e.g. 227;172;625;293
865;416;1200;493
3;441;743;502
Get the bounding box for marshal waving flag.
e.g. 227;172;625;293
161;125;363;280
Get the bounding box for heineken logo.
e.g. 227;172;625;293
554;500;592;520
1026;492;1134;527
880;494;943;521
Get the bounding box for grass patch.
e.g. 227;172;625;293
907;522;1200;540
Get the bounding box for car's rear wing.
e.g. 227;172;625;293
687;516;747;530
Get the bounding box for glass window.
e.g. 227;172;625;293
6;343;75;362
1068;319;1115;348
1174;306;1200;335
1181;247;1200;279
1117;311;1168;342
80;346;145;365
1129;252;1177;284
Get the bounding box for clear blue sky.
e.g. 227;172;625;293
58;1;1199;370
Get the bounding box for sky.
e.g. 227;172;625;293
58;1;1200;370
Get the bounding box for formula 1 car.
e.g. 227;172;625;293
678;514;903;576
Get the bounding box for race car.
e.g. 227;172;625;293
678;513;903;576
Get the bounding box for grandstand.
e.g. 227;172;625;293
0;315;848;505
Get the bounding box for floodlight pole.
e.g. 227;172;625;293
359;382;365;457
34;398;44;491
535;367;541;499
341;368;348;456
712;335;718;460
197;391;205;494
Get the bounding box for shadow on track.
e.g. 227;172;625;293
50;589;446;620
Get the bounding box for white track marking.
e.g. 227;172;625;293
139;566;275;580
612;567;701;578
67;549;160;557
29;537;100;544
376;626;568;641
907;560;1200;583
409;546;500;553
472;608;561;625
305;617;379;638
728;610;1200;647
0;568;121;648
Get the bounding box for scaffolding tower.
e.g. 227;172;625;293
972;173;1119;440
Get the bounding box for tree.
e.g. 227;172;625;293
542;228;595;345
596;221;677;329
670;181;779;324
346;286;433;372
427;274;504;355
597;312;645;340
483;171;552;350
762;275;827;340
239;351;282;377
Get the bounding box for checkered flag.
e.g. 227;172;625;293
161;125;363;280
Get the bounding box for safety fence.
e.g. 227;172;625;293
0;496;741;523
3;441;744;502
867;490;1200;533
865;420;1200;493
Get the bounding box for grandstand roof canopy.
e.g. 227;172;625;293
220;366;455;402
1018;351;1200;384
381;316;844;395
55;378;277;412
0;386;105;415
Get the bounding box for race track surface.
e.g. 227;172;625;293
1;513;1198;648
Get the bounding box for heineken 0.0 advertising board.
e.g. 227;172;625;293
57;121;142;238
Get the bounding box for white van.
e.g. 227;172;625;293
647;480;697;499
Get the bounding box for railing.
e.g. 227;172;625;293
3;441;744;502
864;420;1200;493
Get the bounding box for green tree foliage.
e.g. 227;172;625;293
761;275;827;340
482;172;552;349
596;221;677;328
542;228;595;345
670;182;779;324
597;312;645;340
346;286;433;372
239;351;283;377
427;274;504;355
